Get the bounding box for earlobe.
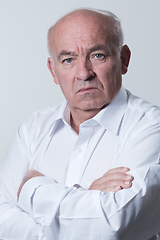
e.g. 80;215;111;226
121;45;131;75
47;58;59;84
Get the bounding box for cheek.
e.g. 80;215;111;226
56;76;74;102
96;63;121;95
55;65;75;83
96;66;114;87
102;61;120;81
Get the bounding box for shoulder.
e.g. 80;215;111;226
126;89;160;126
19;102;65;134
120;90;160;156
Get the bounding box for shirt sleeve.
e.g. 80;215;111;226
0;125;45;240
17;122;160;240
17;166;160;240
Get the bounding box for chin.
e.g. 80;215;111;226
79;104;105;112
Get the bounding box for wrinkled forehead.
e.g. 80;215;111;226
49;11;114;55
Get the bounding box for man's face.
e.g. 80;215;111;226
48;14;129;115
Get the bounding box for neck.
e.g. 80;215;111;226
70;108;101;134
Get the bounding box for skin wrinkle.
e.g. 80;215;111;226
58;44;113;63
17;9;133;203
48;9;123;59
47;9;130;133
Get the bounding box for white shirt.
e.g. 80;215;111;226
0;86;160;240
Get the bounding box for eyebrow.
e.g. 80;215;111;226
58;51;78;61
88;44;108;53
57;44;109;61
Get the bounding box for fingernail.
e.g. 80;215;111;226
116;186;121;189
126;174;132;179
125;181;130;184
122;167;129;171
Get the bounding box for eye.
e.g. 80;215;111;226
94;54;104;59
63;58;73;64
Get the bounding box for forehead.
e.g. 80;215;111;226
50;12;112;55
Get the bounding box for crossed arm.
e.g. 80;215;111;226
16;165;160;240
1;118;160;239
17;167;133;200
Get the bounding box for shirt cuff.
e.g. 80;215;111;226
18;176;56;214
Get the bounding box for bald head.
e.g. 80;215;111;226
48;9;124;59
47;8;131;122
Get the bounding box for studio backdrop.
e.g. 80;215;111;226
0;0;160;162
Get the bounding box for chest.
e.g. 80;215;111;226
31;124;122;189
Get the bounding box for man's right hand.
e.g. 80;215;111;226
88;167;133;193
17;169;44;201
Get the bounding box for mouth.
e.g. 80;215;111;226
77;87;97;94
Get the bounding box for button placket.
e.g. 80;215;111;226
76;148;82;153
65;126;92;187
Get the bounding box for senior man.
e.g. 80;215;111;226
0;8;160;240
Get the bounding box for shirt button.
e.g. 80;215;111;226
76;148;82;153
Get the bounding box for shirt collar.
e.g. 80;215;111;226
93;86;128;135
52;86;128;135
51;100;69;123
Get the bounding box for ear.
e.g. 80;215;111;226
121;45;131;75
47;58;59;84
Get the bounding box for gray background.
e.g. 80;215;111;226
0;0;160;162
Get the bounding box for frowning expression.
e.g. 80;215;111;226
48;12;129;116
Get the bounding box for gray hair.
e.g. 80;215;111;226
93;9;124;51
48;8;124;58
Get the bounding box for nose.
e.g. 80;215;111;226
75;59;95;81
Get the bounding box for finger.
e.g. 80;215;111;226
93;172;133;188
101;186;122;193
103;172;133;183
120;180;133;189
100;176;133;191
107;167;130;174
109;179;133;189
101;179;133;193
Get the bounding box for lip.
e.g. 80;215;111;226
77;87;97;93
